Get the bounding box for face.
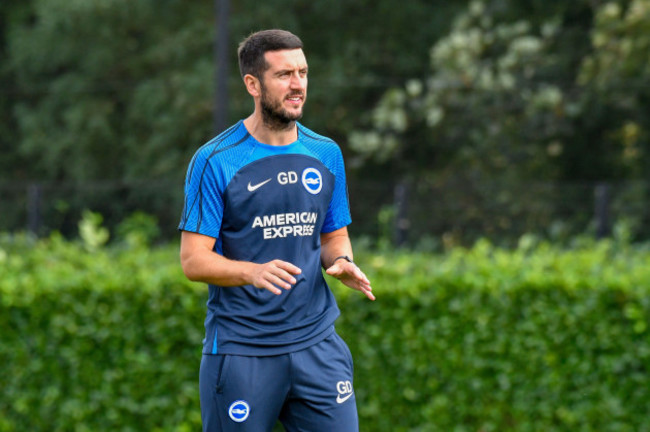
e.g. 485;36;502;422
258;49;308;129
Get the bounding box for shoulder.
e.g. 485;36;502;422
194;122;250;161
297;123;344;165
188;122;253;175
297;123;338;148
184;121;255;193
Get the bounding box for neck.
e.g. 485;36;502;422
243;113;298;146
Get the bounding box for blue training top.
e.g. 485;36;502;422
179;120;352;356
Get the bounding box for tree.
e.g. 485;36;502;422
0;1;33;179
576;0;650;179
350;0;650;184
7;0;214;182
347;0;650;243
350;1;584;182
1;0;467;236
2;0;464;183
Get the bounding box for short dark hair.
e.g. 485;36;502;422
237;29;304;79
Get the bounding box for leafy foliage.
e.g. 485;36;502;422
351;0;650;183
2;230;650;431
577;0;650;178
343;238;650;431
1;0;463;184
0;231;204;432
4;0;650;244
7;0;214;182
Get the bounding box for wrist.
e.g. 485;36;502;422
332;255;353;266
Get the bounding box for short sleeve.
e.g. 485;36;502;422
178;149;224;238
321;146;352;233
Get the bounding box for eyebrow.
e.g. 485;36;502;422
273;66;308;76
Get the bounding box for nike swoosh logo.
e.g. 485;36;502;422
336;393;353;404
247;178;271;192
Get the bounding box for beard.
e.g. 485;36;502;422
260;82;305;131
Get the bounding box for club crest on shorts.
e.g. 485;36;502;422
228;400;250;423
301;168;322;195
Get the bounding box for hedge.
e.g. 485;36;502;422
1;232;650;431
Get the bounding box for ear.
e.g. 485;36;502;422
244;74;261;98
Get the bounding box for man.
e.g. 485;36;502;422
178;29;375;432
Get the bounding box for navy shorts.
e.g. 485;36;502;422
199;332;359;432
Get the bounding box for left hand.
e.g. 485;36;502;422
326;260;375;301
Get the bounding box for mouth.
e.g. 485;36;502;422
285;94;304;105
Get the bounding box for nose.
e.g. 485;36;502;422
290;72;306;90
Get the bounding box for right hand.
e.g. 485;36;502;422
250;260;302;295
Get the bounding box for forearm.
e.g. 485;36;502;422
181;247;255;287
320;227;353;269
180;231;301;294
321;226;375;301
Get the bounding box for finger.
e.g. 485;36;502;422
345;266;371;286
343;276;374;299
351;274;374;300
259;281;283;295
347;263;369;281
361;286;376;301
353;268;370;284
356;280;372;294
345;277;374;300
269;265;300;286
325;261;359;276
266;272;294;290
325;263;343;276
274;260;302;275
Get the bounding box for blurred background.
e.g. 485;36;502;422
1;0;649;247
4;2;650;431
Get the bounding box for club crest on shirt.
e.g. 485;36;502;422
301;168;322;195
